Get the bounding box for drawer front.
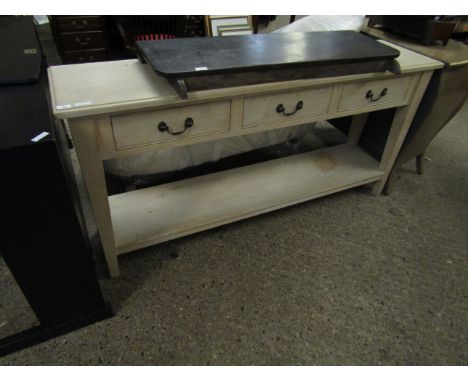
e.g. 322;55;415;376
338;76;412;111
59;31;105;50
63;49;106;64
112;101;231;150
243;86;333;128
56;16;103;32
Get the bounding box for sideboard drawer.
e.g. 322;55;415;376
112;101;231;149
338;75;412;112
243;86;333;128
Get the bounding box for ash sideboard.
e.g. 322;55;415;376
48;41;443;278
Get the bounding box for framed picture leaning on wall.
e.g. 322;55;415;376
205;15;253;37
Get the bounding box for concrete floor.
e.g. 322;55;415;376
1;20;467;365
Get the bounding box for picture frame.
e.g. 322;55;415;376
205;15;253;37
218;26;254;36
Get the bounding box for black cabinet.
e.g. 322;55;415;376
0;16;112;357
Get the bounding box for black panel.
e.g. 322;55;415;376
0;69;54;151
136;30;400;77
0;16;42;84
0;15;112;357
0;142;107;324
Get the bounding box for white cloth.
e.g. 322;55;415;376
273;15;365;34
104;124;313;177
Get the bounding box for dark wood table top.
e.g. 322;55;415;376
136;30;400;77
362;19;468;67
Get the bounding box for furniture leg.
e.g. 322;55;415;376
382;167;397;196
416;152;425;174
68;118;120;277
347;113;369;145
372;71;433;195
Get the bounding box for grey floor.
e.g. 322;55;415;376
1;100;467;365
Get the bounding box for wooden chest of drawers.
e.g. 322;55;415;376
50;16;108;64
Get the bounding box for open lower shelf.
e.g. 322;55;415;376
109;143;382;254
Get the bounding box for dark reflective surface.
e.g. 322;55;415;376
137;30;400;77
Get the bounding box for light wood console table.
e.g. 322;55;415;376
48;41;442;277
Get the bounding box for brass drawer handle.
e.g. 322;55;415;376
276;101;303;116
366;88;388;102
158;118;193;136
